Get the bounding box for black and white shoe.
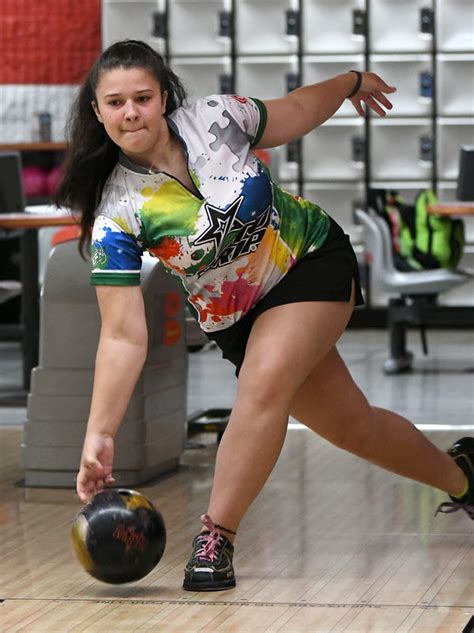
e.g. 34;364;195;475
183;514;236;591
435;437;474;520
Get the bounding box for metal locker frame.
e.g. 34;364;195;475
435;0;474;53
301;0;366;55
235;0;299;55
368;0;434;53
170;57;233;100
102;0;167;52
302;118;366;181
235;55;299;100
436;54;474;116
370;118;434;181
368;54;433;117
168;0;232;56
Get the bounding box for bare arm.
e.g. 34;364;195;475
76;285;148;501
255;71;397;149
87;285;148;436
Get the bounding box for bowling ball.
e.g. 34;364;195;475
71;489;166;584
22;165;49;197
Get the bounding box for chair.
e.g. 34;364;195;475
355;208;471;374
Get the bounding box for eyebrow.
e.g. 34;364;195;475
104;89;155;98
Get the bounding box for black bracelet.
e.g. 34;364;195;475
347;70;363;99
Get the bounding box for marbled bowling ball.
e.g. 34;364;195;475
71;489;166;584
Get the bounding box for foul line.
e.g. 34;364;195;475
1;597;472;611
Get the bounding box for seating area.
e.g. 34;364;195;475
355;207;472;374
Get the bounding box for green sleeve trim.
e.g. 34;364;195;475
91;273;141;286
250;98;267;147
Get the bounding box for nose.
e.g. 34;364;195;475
124;100;139;121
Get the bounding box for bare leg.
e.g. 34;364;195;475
206;295;356;538
290;347;467;497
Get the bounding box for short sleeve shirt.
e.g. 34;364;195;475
91;94;330;332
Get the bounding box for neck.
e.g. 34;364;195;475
123;121;181;172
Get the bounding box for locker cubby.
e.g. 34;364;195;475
302;118;366;181
170;57;232;100
235;0;299;55
301;0;366;55
369;0;433;53
436;54;474;116
370;118;434;180
168;0;231;56
102;1;166;53
235;56;299;100
302;55;365;117
303;181;365;239
435;0;474;52
436;118;474;180
368;55;433;117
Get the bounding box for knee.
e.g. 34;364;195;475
237;359;294;413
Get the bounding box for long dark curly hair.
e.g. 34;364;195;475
55;40;187;257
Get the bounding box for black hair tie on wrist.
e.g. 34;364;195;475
347;70;363;99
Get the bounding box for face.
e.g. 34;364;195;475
93;66;168;161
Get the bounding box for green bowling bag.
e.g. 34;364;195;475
369;189;465;272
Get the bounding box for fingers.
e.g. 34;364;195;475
374;90;394;110
367;90;395;117
364;95;388;117
75;460;115;503
351;90;394;118
76;475;94;503
352;99;365;117
378;82;397;94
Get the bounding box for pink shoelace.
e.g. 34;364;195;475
196;513;225;562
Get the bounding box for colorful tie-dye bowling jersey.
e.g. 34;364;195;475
91;94;330;332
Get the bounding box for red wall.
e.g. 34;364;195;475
0;0;101;84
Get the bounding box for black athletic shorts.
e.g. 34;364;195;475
206;216;364;376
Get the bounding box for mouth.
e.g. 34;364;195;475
122;127;145;133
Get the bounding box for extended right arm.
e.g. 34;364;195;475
76;285;148;502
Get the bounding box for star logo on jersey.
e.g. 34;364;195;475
214;203;272;267
193;196;244;258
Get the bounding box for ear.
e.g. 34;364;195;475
161;90;168;114
91;101;103;124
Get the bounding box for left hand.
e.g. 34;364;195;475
349;72;397;117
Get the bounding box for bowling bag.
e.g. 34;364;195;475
368;188;465;271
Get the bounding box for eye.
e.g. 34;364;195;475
107;100;121;107
137;95;151;103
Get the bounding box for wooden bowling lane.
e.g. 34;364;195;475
1;424;473;632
